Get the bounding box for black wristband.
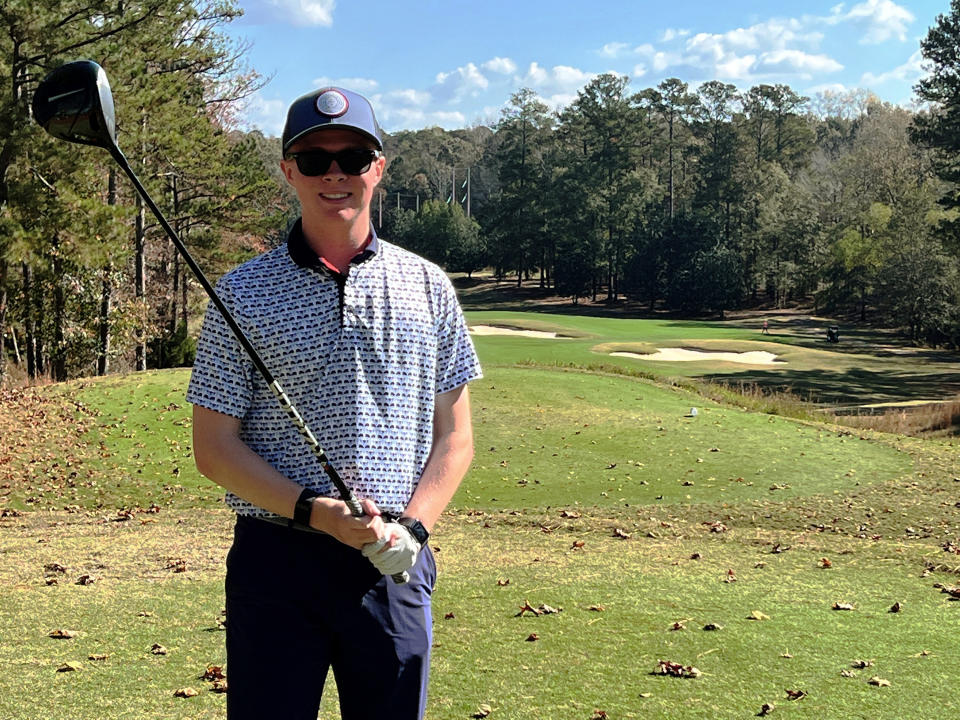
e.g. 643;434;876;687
293;488;320;527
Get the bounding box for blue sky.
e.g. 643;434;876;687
225;0;947;136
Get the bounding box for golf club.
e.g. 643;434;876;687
32;60;409;584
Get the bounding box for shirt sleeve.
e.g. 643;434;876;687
186;277;253;419
433;273;483;394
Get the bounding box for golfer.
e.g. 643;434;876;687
187;86;482;719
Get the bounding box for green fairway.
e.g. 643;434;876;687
0;310;957;719
464;310;960;406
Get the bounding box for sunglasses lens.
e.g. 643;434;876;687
337;150;375;174
293;149;376;176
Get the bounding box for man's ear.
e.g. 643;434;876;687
280;158;296;184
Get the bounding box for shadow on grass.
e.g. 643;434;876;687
705;366;960;406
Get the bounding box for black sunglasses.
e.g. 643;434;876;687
287;148;380;176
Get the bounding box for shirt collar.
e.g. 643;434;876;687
287;218;380;272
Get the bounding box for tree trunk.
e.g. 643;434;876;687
135;193;147;371
99;167;118;376
22;263;36;379
0;259;7;383
51;237;67;382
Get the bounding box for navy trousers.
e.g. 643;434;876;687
224;515;436;719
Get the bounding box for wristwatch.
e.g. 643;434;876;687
292;488;320;528
398;516;429;547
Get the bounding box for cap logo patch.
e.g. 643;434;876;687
315;89;349;118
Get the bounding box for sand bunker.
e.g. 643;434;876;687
469;325;569;339
612;348;785;365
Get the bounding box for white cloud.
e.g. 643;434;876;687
379;88;432;108
755;50;844;76
311;76;379;93
600;42;630;58
265;0;335;27
660;28;690;42
828;0;914;43
482;57;517;75
434;62;489;102
237;91;287;136
377;106;467;131
860;48;924;85
516;62;595;97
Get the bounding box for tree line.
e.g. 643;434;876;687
3;3;960;386
382;75;959;347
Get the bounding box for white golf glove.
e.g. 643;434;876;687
362;523;420;577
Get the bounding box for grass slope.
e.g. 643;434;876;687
0;310;958;719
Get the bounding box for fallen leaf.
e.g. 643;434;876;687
851;659;874;669
868;676;891;687
496;579;510;586
748;610;770;621
560;509;582;518
150;643;168;655
88;653;110;661
444;612;456;620
174;687;199;698
832;602;855;611
840;669;857;678
200;665;226;682
525;633;539;642
48;629;78;639
587;604;605;612
571;540;585;550
758;702;775;716
613;528;632;539
472;704;492;718
591;711;609;720
785;689;807;701
889;601;902;613
75;574;95;586
653;660;701;678
211;679;228;693
703;623;723;631
724;569;737;583
56;661;82;672
818;558;832;569
669;621;686;631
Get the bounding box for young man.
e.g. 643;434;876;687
187;86;482;720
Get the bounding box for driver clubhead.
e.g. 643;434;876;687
32;60;117;150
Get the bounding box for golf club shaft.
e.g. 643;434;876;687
108;145;409;584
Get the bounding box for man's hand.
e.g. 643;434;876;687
311;497;386;549
361;523;420;576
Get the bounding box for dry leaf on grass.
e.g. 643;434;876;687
748;610;770;621
48;629;78;639
150;643;168;655
757;703;775;716
472;703;492;718
653;660;702;678
56;661;82;672
516;600;562;617
88;653;110;661
832;602;856;611
868;676;891;687
174;687;199;698
785;689;807;701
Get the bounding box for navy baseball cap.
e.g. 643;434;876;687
281;87;383;154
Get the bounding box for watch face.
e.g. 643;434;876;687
401;518;429;545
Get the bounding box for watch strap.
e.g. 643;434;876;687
293;487;320;528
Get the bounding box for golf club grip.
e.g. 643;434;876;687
109;148;408;584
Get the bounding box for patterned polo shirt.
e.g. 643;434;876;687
186;220;483;517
